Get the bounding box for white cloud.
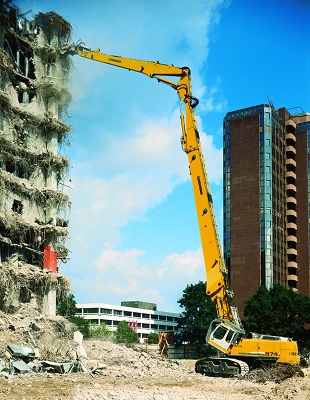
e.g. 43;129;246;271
163;250;204;276
94;248;146;274
97;109;188;179
78;247;205;312
68;109;222;252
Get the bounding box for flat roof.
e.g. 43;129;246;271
77;302;180;317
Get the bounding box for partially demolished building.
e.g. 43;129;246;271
0;1;72;314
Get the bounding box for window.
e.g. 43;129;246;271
100;308;112;314
83;308;99;314
133;312;141;318
113;310;122;316
213;326;228;340
12;200;23;214
6;161;15;174
225;330;234;343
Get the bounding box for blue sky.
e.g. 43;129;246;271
15;0;310;312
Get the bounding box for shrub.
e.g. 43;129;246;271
114;320;139;344
147;332;159;344
90;323;112;339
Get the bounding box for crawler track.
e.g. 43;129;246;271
195;357;250;377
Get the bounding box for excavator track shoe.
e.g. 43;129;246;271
195;357;250;377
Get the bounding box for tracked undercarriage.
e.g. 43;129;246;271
195;355;307;378
195;357;250;377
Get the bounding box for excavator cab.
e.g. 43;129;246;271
206;319;245;352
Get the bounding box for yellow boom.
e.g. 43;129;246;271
62;42;300;375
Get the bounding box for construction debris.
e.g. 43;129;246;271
0;292;91;379
0;354;88;377
7;344;35;358
0;302;185;380
242;364;306;383
0;262;70;314
0;308;308;400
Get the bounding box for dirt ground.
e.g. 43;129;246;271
0;339;309;400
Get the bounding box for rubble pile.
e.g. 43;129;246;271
243;363;305;383
0;262;188;381
0;295;188;380
0;298;79;378
83;339;188;380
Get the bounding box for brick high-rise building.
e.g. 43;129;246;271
223;104;310;316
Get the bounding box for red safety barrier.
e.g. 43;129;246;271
43;246;58;273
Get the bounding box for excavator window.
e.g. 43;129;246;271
213;326;228;340
225;329;234;343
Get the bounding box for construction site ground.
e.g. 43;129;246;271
0;338;309;400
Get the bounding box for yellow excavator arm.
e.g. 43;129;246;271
62;41;240;328
64;42;194;104
63;43;300;373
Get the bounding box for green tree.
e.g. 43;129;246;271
114;320;139;344
57;291;77;317
177;281;217;357
90;323;112;339
68;316;91;339
243;284;310;350
56;291;91;339
147;332;159;344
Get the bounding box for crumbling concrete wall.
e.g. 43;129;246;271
0;262;70;315
0;1;73;315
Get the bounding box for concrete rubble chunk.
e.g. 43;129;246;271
39;360;66;373
74;331;88;359
12;359;31;373
0;360;14;377
8;344;35;358
27;361;42;373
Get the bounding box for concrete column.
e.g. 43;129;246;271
42;283;56;316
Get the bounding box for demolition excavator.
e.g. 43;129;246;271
62;42;301;376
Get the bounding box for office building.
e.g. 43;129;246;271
223;104;310;315
77;301;181;343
